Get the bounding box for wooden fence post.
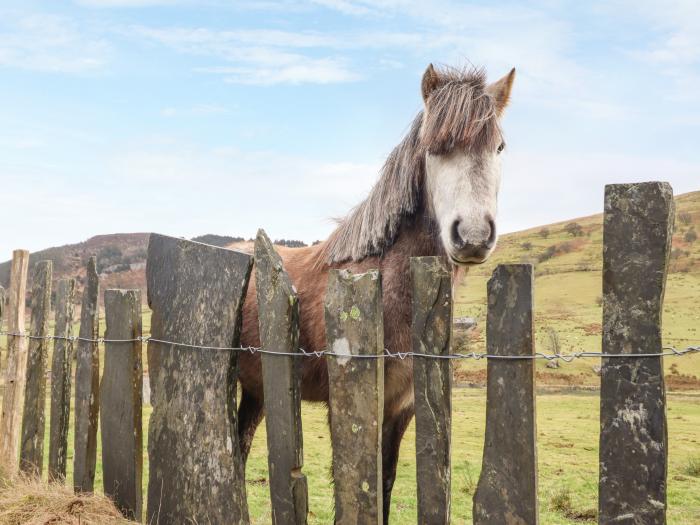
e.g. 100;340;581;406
102;289;143;520
599;182;673;524
20;260;52;475
411;256;452;525
49;278;76;481
255;230;308;525
74;256;100;493
146;234;252;525
474;264;538;524
325;269;384;525
0;249;30;471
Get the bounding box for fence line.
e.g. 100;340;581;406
0;180;694;523
1;331;698;361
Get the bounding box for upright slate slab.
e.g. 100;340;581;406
325;269;384;525
599;182;673;524
146;233;253;525
101;289;143;521
0;286;5;329
473;264;538;525
20;260;53;475
255;230;308;525
74;256;100;493
411;256;452;525
0;249;30;471
49;278;76;481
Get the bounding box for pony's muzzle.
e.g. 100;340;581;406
449;216;496;263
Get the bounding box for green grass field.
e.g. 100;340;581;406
31;388;700;524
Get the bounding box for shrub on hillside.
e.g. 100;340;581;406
537;242;573;263
678;211;693;225
538;245;558;262
539;227;550;239
564;222;584;237
684;229;697;244
521;241;533;251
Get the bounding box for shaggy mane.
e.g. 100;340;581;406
320;65;500;264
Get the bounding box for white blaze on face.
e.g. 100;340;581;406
425;149;501;264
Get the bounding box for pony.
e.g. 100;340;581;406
237;63;515;523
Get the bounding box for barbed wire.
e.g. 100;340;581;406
1;331;698;362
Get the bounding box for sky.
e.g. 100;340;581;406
1;0;699;257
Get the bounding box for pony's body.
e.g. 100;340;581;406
237;64;515;523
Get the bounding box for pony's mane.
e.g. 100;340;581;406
320;66;501;264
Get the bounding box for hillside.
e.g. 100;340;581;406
1;191;698;389
454;190;700;388
0;233;151;304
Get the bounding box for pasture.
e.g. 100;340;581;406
18;386;700;524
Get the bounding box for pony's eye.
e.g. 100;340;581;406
497;142;506;154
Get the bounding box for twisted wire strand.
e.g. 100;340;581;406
1;331;698;361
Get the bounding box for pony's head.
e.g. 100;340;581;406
420;64;515;264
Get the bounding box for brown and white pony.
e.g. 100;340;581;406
238;63;515;523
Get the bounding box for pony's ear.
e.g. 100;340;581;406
421;63;440;103
486;68;516;116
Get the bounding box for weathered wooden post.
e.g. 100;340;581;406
325;269;384;525
599;182;673;524
146;234;252;525
101;289;143;520
473;264;538;524
411;256;452;525
0;249;30;471
19;260;53;475
255;230;308;525
74;256;100;493
49;278;76;481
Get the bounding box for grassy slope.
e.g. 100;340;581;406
454;190;700;387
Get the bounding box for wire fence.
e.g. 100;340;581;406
1;331;698;362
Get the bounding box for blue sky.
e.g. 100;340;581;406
1;0;699;256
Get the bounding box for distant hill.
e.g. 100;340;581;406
0;233;151;304
455;190;700;389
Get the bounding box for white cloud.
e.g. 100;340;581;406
199;59;359;85
133;26;361;85
0;11;108;73
74;0;182;6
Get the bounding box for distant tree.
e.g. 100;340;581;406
97;245;123;273
538;227;550;239
274;239;308;248
564;222;584;237
685;229;697;244
312;240;323;246
521;241;533;251
99;245;122;260
191;234;244;247
678;211;692;226
538;245;558;263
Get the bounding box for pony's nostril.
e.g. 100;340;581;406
486;218;497;248
451;219;465;248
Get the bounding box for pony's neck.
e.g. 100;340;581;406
381;204;444;261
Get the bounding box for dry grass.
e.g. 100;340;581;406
0;464;130;525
